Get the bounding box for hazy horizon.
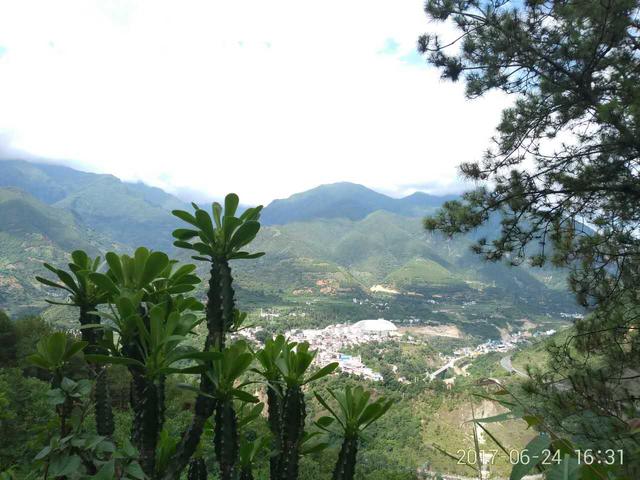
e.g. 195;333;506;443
0;157;464;205
0;0;509;204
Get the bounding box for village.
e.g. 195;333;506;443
238;314;558;384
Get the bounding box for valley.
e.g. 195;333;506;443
0;159;580;479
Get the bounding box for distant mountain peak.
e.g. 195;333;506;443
261;182;458;225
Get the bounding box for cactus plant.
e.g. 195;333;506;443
27;333;88;435
172;194;264;350
165;194;264;478
185;341;258;480
32;194;387;480
253;335;287;478
275;341;338;480
35;250;115;437
314;386;392;480
86;248;202;476
235;402;268;480
187;457;207;480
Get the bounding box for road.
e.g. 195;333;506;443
428;355;469;380
499;355;528;378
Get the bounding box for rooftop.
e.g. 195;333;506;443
352;318;398;332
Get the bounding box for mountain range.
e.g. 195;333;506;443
260;182;457;224
0;159;577;334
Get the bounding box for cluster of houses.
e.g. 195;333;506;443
453;328;556;358
284;319;398;381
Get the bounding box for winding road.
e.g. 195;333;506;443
499;355;528;378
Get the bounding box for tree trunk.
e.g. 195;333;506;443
278;386;305;480
80;306;115;437
332;436;358;480
214;398;238;480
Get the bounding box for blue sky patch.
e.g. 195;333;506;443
399;50;425;67
378;37;399;55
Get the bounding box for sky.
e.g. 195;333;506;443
0;0;511;205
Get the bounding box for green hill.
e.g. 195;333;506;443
0;187;118;315
385;258;459;287
0;162;580;334
0;160;187;249
261;182;455;224
228;209;578;333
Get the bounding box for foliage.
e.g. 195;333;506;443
315;386;392;480
0;310;17;365
36;250;116;437
471;379;634;480
0;367;52;470
420;0;640;474
14;193;389;480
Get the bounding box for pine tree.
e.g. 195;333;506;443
420;1;640;475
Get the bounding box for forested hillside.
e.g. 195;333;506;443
0;160;577;333
0;160;186;249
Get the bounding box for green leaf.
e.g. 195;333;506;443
44;299;74;306
171;263;197;280
522;415;541;428
85;354;145;368
191;242;214;256
314;392;345;430
475;421;510;457
230;221;260;249
239;205;263;221
124;462;145;480
48;454;82;476
54;269;79;293
34;445;52;460
315;416;335;429
509;434;551;480
47;332;67;366
46;388;66;406
226;352;254;382
301;441;329;455
71;250;89;267
224;193;240;218
60;377;78;392
546;455;581;480
172;210;199;227
195;209;215;241
35;276;73;293
92;459;115;480
475;412;517;424
232;389;260;403
212;202;223;228
230;251;265;260
105;252;124;283
304;362;338;384
222;216;242;243
63;340;88;361
141;251;169;286
172;228;199;240
431;443;478;472
27;354;50;370
166;284;197;295
89;273;119;296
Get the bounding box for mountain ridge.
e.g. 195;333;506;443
261;181;458;224
0;186;119;314
0;160;187;249
0;160;578;332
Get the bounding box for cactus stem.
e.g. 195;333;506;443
332;436;358;480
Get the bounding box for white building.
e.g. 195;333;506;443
351;318;398;337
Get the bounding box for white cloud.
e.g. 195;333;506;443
0;0;510;204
